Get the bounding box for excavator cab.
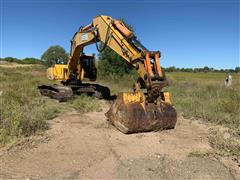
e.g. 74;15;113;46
80;54;97;81
45;54;97;82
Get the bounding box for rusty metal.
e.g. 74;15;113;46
106;92;177;134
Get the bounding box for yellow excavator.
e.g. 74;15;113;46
39;15;177;134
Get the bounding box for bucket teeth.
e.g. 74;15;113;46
106;92;177;134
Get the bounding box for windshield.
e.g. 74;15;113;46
56;59;67;64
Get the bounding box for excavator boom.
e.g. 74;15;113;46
39;15;177;133
66;16;167;99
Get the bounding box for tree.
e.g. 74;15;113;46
22;57;42;64
3;57;19;62
98;19;135;77
203;66;210;73
167;66;177;72
235;66;240;73
41;45;68;66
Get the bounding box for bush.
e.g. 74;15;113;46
0;66;59;145
209;128;240;157
21;57;43;64
1;57;43;64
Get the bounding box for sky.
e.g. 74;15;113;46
0;0;239;69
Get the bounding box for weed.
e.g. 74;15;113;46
68;95;102;113
0;66;59;145
188;149;213;158
94;121;111;129
208;128;240;157
99;72;240;131
166;72;240;131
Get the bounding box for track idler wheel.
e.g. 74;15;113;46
105;92;177;134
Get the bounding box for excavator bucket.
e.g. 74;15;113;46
106;92;177;134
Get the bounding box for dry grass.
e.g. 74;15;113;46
208;128;240;157
101;72;240;156
67;95;102;113
99;72;240;132
0;65;104;146
165;72;240;157
1;65;239;155
0;66;59;145
188;149;213;158
166;72;240;132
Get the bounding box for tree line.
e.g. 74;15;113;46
0;57;43;64
0;45;68;66
164;66;240;73
1;51;239;74
1;20;239;74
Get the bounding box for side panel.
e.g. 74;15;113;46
47;64;68;81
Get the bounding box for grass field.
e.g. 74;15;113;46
166;72;240;131
0;66;59;145
166;72;240;156
0;65;239;154
101;71;240;156
100;71;240;132
0;65;104;145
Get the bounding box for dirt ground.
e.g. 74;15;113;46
0;104;239;179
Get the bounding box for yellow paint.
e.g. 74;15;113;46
122;92;143;104
162;92;172;104
46;64;67;81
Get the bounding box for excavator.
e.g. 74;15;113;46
39;15;177;134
